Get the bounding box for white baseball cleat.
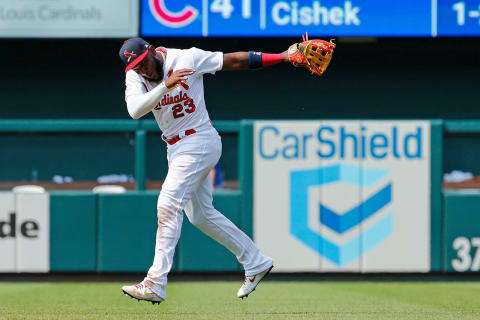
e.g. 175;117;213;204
237;265;274;299
121;282;164;305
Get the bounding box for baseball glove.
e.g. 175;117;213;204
288;33;335;76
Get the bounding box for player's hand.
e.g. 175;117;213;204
165;69;195;88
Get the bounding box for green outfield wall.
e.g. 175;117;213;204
443;191;480;272
1;119;480;273
48;190;242;272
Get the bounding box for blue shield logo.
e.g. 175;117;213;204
290;163;393;267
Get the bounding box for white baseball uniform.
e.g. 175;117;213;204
124;47;273;300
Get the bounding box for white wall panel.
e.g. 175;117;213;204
0;193;16;272
15;193;50;273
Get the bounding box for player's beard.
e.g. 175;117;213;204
144;57;164;82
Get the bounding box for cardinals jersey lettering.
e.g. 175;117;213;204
124;47;223;138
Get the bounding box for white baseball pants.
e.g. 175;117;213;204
144;126;273;299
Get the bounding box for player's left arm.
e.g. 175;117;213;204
222;51;289;71
223;34;336;75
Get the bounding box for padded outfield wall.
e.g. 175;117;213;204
0;120;479;273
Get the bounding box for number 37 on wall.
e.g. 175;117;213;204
452;237;480;272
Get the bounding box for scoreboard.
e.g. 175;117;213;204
141;0;480;37
438;1;480;36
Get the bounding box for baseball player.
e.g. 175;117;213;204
118;37;334;305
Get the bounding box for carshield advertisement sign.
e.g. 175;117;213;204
254;121;430;272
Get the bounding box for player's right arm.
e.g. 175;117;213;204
125;69;195;119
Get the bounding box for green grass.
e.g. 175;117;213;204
0;281;479;319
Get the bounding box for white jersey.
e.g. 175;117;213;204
124;47;223;138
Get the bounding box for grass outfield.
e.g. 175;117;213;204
0;281;479;319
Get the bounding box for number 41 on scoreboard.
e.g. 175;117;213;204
210;0;252;19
